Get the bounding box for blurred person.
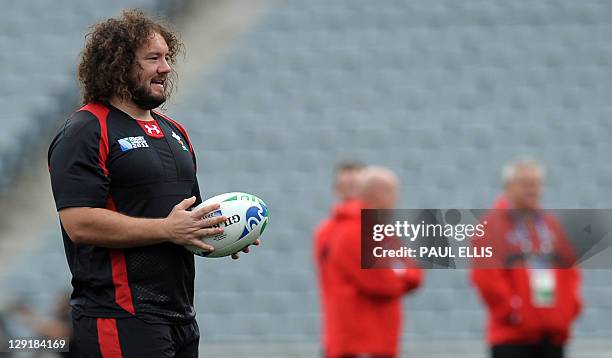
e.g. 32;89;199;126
313;161;364;356
325;167;422;358
11;293;71;357
47;9;258;357
470;159;581;358
332;161;364;202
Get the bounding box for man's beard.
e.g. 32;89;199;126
128;78;166;110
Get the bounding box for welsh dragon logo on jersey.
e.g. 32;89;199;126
171;131;189;152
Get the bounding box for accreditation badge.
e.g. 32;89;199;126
528;256;556;307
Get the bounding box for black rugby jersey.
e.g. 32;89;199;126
48;102;202;324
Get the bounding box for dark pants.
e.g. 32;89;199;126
492;339;564;358
71;316;199;357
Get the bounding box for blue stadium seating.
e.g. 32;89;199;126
0;0;177;190
168;0;612;343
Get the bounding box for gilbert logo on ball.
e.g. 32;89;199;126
185;192;269;258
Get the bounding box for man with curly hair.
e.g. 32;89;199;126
48;9;256;357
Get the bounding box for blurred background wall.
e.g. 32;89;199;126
0;0;611;357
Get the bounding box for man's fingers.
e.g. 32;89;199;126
231;252;240;260
191;202;221;219
188;240;215;253
196;215;226;229
239;240;260;254
193;227;224;238
175;196;196;211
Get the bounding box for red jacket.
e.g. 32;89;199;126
313;200;359;353
317;200;422;358
470;206;581;346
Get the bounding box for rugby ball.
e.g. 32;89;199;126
186;192;269;258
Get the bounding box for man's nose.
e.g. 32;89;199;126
159;58;171;73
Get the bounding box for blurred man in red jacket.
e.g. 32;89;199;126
314;161;364;356
324;166;422;358
471;159;581;358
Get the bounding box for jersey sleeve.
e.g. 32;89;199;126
48;110;110;210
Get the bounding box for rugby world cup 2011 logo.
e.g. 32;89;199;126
238;203;269;240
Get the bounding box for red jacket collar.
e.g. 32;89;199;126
332;199;363;220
